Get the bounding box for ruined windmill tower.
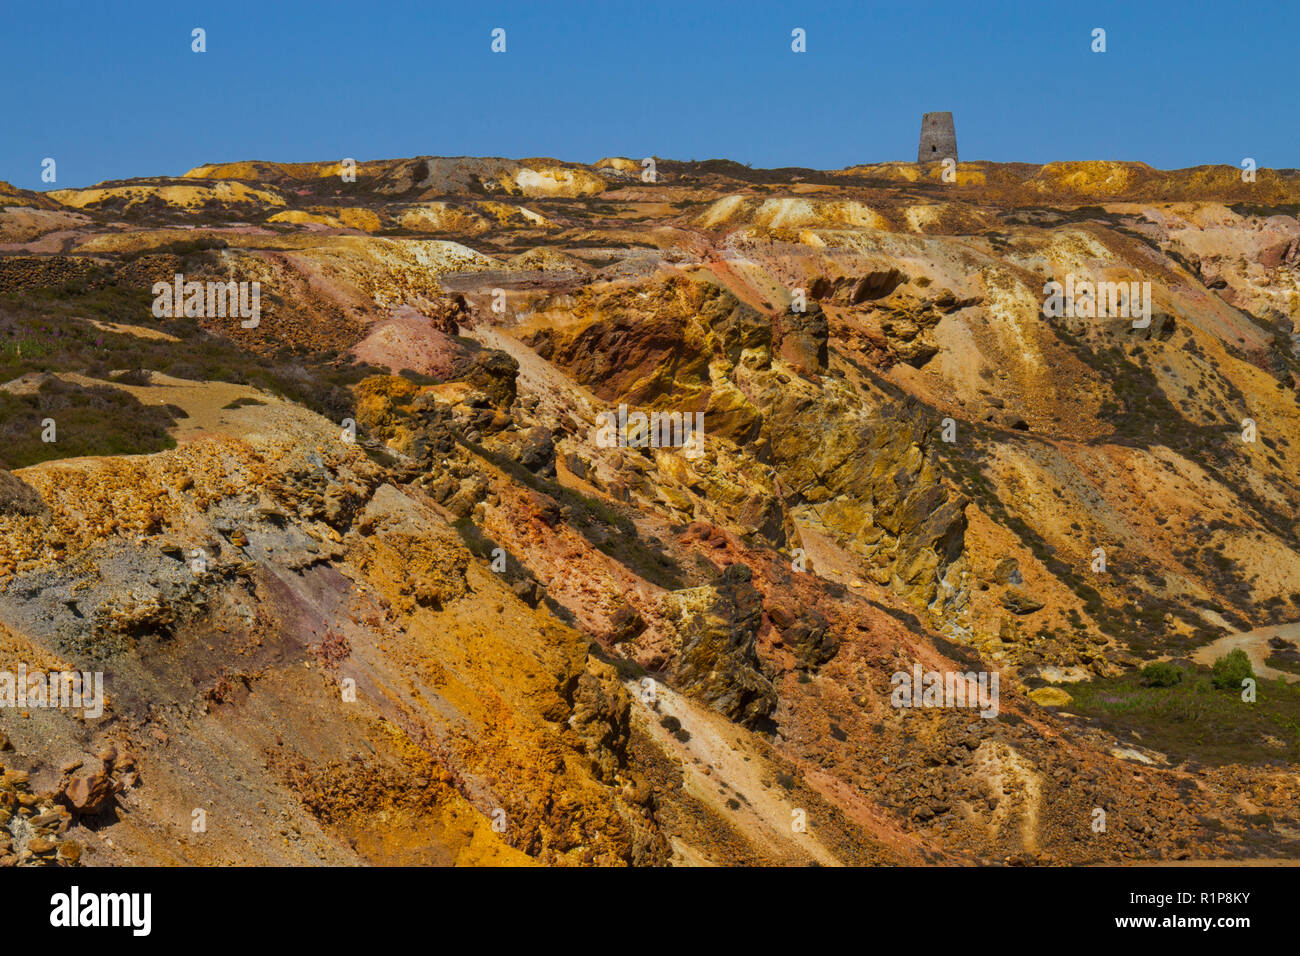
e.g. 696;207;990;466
917;111;958;163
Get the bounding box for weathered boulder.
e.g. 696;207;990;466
658;563;776;728
1002;587;1045;615
992;557;1023;585
453;346;518;408
767;397;968;611
784;608;840;671
776;305;829;375
426;292;470;335
63;767;113;815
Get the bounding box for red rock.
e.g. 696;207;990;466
64;769;112;814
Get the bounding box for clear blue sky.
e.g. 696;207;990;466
3;0;1297;190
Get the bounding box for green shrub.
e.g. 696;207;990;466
1140;661;1183;687
1212;649;1255;690
0;378;178;468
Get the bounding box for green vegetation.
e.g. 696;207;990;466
1228;202;1300;218
1140;661;1184;687
119;236;229;261
0;377;178;468
0;336;58;361
1059;663;1300;766
1212;648;1255;690
1265;651;1300;678
0;277;386;433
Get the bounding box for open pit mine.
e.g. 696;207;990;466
1;154;1299;866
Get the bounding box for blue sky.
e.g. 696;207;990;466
3;0;1297;190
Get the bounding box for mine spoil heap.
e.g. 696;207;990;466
0;152;1298;866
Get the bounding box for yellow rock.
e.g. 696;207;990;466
51;181;285;211
693;195;890;231
268;209;342;227
336;207;382;232
510;165;606;198
398;202;489;234
183;160;364;181
1028;687;1073;708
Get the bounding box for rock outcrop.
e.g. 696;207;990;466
658;563;777;728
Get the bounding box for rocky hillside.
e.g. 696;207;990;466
1;155;1298;866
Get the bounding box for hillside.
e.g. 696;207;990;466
1;156;1298;866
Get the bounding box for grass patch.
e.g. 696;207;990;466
1265;651;1300;677
0;281;386;427
1060;665;1300;766
0;377;178;468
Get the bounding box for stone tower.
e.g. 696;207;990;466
917;112;958;163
